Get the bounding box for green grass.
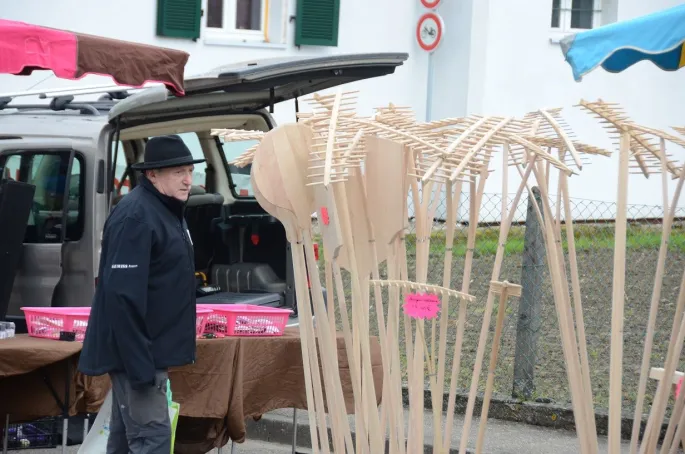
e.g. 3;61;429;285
313;224;685;259
399;225;685;257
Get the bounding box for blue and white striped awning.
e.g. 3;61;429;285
561;4;685;81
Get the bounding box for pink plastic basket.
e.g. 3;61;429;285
22;307;214;341
195;307;212;337
198;304;292;337
21;307;91;341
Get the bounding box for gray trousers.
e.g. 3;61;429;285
106;370;172;454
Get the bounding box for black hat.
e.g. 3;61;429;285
131;135;206;171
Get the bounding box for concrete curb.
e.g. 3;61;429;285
245;386;672;451
405;386;670;443
245;413;473;454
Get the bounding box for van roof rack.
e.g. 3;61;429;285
0;83;163;115
0;83;163;101
0;82;162;115
0;95;117;115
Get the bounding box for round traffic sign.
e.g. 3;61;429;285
416;12;444;53
420;0;441;9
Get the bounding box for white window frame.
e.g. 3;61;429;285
204;0;267;42
551;0;602;33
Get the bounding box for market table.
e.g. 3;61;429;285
0;328;383;453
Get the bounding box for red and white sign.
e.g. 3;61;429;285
416;12;444;53
420;0;441;9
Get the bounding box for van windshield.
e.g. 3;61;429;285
216;138;258;198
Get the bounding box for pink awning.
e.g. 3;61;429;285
0;19;189;96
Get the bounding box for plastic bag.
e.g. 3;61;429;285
167;381;180;452
79;381;180;453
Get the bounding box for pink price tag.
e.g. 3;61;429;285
677;377;683;399
403;293;440;320
320;207;330;225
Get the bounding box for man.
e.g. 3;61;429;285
79;135;204;453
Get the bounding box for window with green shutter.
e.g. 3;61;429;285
157;0;202;40
294;0;340;47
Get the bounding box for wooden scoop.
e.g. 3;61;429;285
358;136;410;452
251;144;327;454
335;170;372;278
252;123;354;453
252;162;296;242
364;136;410;259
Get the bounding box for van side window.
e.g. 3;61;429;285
217;138;258;198
111;141;131;196
2;154;20;182
0;151;84;243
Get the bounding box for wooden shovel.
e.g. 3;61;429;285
252;123;354;453
354;136;411;453
251;163;326;454
313;182;370;454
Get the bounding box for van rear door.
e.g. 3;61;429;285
108;53;408;127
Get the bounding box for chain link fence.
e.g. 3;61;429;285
316;188;685;416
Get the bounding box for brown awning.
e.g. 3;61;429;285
0;19;189;96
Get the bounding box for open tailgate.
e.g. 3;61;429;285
108;53;408;126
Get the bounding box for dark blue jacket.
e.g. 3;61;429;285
79;177;197;389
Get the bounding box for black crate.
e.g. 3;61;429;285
3;417;59;450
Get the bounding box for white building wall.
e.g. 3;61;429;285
426;0;475;121
476;0;685;211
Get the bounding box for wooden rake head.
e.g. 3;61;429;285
210;128;266;168
576;99;682;179
519;108;611;172
302;90;365;187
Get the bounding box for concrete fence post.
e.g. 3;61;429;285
512;186;545;400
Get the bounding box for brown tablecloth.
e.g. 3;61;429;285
0;335;109;420
0;329;383;453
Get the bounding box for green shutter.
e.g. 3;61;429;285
295;0;340;47
157;0;202;40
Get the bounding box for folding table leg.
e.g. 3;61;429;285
83;414;89;441
2;414;8;454
62;418;68;453
292;408;298;454
62;360;70;454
